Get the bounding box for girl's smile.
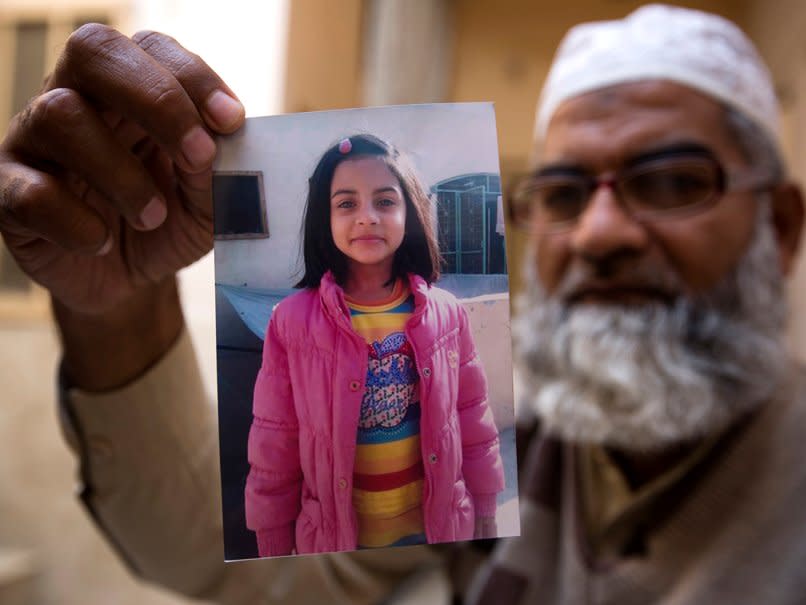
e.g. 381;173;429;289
351;234;385;243
330;157;407;273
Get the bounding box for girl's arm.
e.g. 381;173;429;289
455;304;506;535
245;310;302;556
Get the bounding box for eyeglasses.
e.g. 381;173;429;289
507;153;774;234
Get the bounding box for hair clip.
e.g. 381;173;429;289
338;137;352;154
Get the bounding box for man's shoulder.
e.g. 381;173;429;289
775;360;806;419
723;361;806;488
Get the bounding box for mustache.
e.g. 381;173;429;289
552;260;685;302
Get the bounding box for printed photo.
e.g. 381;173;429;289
213;103;519;560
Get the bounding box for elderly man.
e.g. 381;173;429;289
476;5;806;603
1;4;804;605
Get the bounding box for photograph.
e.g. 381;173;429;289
213;103;518;560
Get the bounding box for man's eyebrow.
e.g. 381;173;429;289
531;163;586;178
626;142;717;166
532;142;719;178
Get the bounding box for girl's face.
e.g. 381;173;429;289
330;157;407;274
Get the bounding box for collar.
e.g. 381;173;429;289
318;271;430;322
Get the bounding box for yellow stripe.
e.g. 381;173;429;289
352;480;423;516
357;507;424;547
347;286;409;314
351;313;408;331
355;437;421;475
354;435;420;464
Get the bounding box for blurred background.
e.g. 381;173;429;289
1;0;805;602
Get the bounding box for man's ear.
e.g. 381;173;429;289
770;183;805;276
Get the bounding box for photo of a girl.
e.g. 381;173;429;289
244;134;505;556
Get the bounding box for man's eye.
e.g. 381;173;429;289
538;183;588;221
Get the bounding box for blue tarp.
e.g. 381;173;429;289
218;284;293;340
217;273;508;341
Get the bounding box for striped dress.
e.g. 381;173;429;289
345;280;426;548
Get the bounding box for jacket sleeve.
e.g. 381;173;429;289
456;303;505;518
58;328;443;604
245;306;302;556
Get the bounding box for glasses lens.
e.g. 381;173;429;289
623;159;720;214
512;177;589;230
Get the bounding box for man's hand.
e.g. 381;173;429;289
0;24;244;313
0;24;245;389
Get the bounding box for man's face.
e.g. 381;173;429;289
516;80;789;451
536;80;760;301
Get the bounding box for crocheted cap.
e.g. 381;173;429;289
535;4;780;154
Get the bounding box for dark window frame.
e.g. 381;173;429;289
213;170;270;240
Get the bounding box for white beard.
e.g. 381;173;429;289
513;207;788;452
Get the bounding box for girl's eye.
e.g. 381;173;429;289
376;197;397;207
336;199;355;209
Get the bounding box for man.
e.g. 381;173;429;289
0;4;804;604
474;5;806;603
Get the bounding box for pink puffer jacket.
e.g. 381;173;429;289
245;271;505;556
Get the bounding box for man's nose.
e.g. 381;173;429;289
569;184;650;265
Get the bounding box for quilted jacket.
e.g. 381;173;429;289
245;271;505;556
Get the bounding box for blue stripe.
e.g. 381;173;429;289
358;532;427;549
387;533;428;547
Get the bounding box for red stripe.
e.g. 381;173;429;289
353;462;424;491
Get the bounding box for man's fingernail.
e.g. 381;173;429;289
205;90;245;130
140;196;167;230
96;233;114;256
181;126;216;170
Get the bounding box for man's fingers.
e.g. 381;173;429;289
49;23;216;175
0;162;111;255
132;30;245;134
12;88;166;230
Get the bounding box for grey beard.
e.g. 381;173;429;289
513;207;788;452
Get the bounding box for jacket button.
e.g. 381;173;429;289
422;367;431;378
428;453;438;464
349;380;360;391
338;478;348;489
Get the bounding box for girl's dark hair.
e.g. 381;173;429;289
295;133;442;288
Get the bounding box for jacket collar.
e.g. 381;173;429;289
319;271;430;320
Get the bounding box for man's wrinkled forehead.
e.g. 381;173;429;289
537;80;747;170
534;4;781;159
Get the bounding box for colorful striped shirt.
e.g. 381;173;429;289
345;280;426;548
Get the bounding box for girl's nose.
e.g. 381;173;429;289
356;204;379;225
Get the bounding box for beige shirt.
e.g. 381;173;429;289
61;328;806;604
577;436;719;561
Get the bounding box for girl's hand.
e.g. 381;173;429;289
474;516;498;540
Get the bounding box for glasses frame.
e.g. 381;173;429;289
507;152;775;234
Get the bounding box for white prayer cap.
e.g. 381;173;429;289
535;4;781;154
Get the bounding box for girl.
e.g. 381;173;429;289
245;134;504;556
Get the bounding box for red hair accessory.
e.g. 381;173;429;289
338;137;352;154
